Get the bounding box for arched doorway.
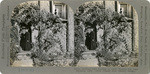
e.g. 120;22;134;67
85;22;97;50
19;23;32;51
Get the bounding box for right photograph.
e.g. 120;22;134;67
72;1;139;67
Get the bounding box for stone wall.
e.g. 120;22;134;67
67;6;74;54
40;1;50;12
105;1;115;12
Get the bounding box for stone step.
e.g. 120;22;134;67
82;51;97;59
82;51;96;55
17;51;31;58
82;50;96;54
77;51;98;67
12;51;33;67
82;55;96;59
77;59;99;67
17;51;31;55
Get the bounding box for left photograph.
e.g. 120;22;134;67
10;1;74;67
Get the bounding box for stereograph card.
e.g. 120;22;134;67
0;0;150;74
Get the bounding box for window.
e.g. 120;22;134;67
54;2;67;19
119;2;133;18
120;4;128;16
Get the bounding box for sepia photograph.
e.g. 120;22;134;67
10;1;138;67
10;1;73;67
72;1;139;67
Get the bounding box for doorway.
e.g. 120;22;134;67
20;27;32;51
85;22;97;50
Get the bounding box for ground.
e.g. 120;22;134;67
77;51;99;67
12;51;33;67
12;50;99;67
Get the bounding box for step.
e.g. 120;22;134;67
77;58;99;67
82;51;96;55
82;51;97;59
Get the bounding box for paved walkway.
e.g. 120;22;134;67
77;51;99;67
12;51;99;67
12;51;33;67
